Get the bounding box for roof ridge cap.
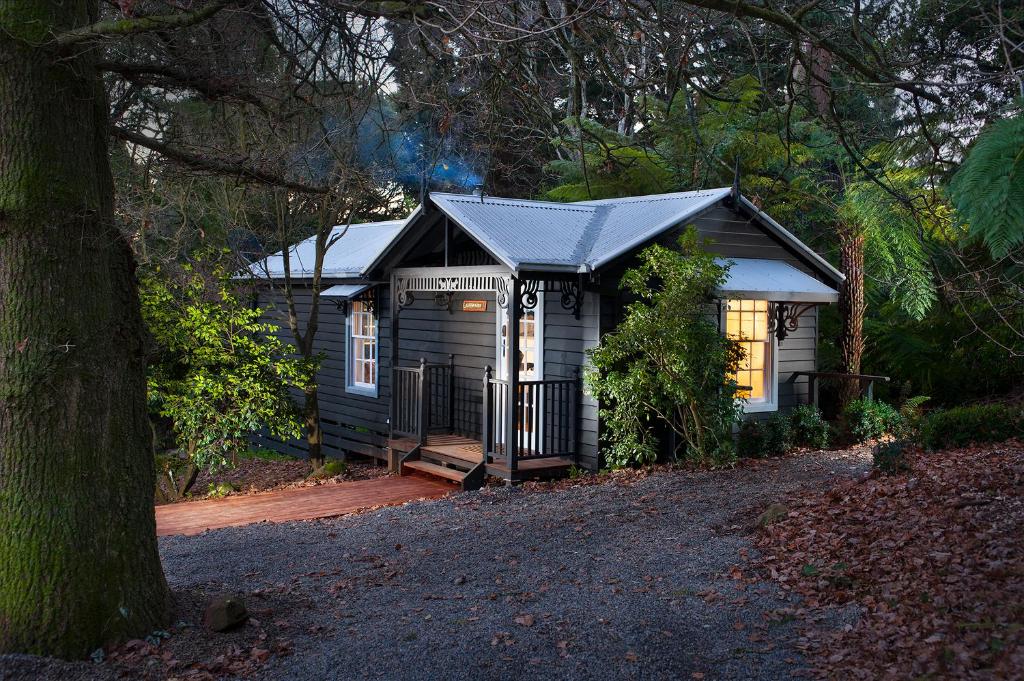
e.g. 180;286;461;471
572;204;611;264
433;192;595;212
577;187;730;205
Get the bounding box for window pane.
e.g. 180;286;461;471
726;299;772;404
748;371;764;399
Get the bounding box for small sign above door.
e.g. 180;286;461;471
462;299;488;312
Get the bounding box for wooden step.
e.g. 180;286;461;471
420;448;479;470
402;459;467;483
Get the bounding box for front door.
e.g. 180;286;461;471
497;297;543;452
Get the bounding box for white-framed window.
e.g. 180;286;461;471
346;299;377;396
724;299;777;412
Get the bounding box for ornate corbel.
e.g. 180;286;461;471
559;276;584;319
767;302;817;342
395;276;415;311
495;277;510;310
520;278;540;310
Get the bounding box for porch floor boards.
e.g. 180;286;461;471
390;434;482;464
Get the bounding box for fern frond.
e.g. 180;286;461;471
950;112;1024;258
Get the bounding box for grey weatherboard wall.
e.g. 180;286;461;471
254;282;393;460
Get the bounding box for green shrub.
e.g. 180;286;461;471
873;440;911;475
920;403;1023;449
737;412;792;458
844;398;902;442
587;229;744;467
789;404;830;449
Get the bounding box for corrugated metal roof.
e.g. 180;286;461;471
249;220;405;279
430;188;732;271
716;258;839;303
320;283;373;299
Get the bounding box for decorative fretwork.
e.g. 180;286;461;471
520;279;540;311
495;277;510;310
395;277;415;310
559;278;584;319
767;302;817;342
392;266;508;312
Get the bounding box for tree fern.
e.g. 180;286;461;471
842;168;940;320
950;111;1024;258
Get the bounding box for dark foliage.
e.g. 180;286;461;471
872;439;911;475
921;403;1024;449
844;398;903;443
737;412;793;458
788;404;831;449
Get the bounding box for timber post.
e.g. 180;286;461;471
505;276;520;472
482;365;492;463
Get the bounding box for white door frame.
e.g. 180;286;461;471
496;292;545;452
496;293;544;381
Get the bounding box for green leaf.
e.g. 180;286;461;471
950;111;1024;258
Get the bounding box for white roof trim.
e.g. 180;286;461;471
737;196;845;285
320;283;373;299
716;258;839;303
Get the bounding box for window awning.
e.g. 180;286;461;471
715;258;839;304
320;283;374;299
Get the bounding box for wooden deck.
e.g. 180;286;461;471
156;475;452;537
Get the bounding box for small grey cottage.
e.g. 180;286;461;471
250;187;843;489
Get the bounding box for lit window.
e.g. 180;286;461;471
725;299;774;407
348;300;376;392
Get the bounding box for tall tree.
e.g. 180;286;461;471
0;0;174;657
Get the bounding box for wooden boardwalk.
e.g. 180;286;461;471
156;475;452;537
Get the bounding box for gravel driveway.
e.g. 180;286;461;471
0;450;870;681
158;450;869;681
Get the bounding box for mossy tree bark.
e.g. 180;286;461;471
0;0;172;658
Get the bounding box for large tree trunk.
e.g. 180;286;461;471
0;0;171;658
837;226;866;408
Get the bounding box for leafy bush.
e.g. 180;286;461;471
789;404;830;449
587;229;744;467
920;403;1024;449
737;412;793;458
873;440;911;475
844;398;903;442
142;256;313;494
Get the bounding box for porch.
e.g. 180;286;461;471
386;266;585;489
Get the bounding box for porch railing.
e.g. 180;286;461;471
482;366;579;469
391;356;455;444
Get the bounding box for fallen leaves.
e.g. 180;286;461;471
757;440;1024;679
514;614;536;627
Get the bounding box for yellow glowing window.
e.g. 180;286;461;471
725;299;771;402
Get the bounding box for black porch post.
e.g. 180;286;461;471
505;276;520;473
389;275;400;440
